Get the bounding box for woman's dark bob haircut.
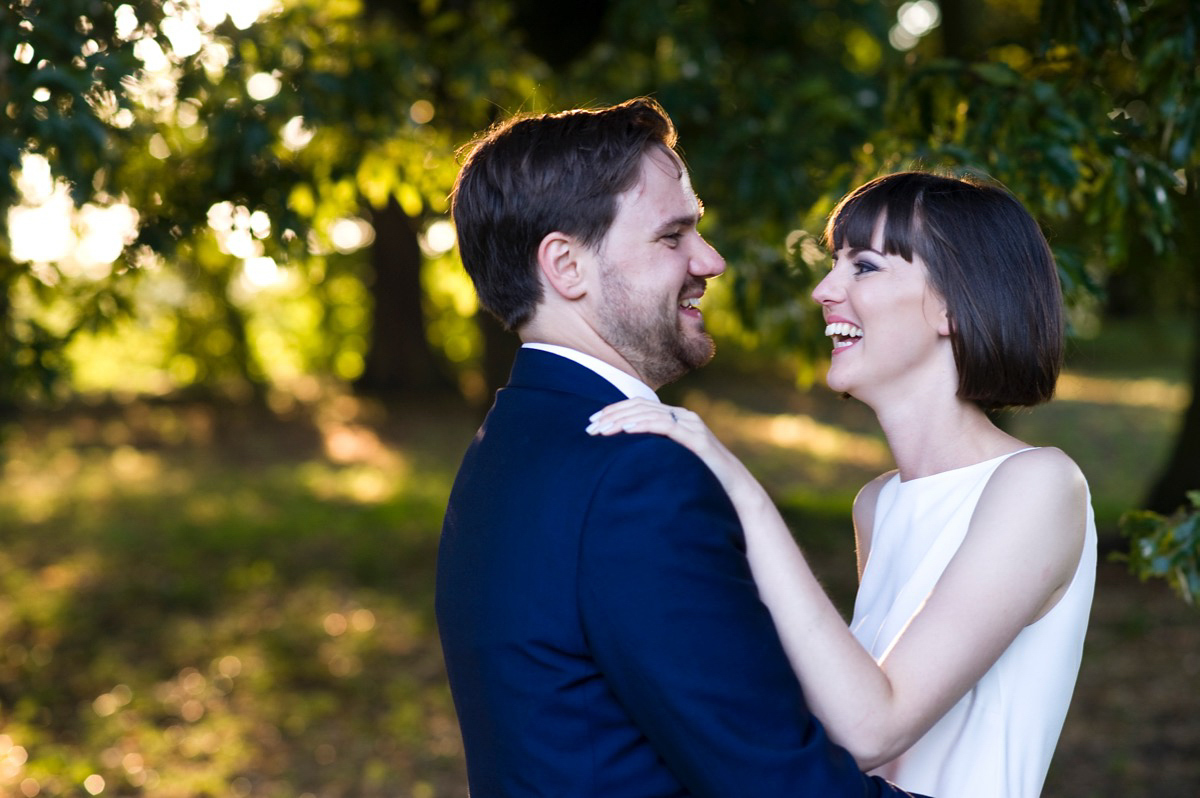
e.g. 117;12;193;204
823;171;1063;409
450;98;677;331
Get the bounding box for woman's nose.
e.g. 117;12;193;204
811;269;840;305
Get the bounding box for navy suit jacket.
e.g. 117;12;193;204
436;348;926;797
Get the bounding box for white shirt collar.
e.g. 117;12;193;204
522;343;659;402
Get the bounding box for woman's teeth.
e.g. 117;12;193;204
824;322;863;338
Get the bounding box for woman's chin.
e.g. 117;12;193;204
822;370;851;395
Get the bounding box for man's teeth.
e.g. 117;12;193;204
824;322;863;338
680;298;700;309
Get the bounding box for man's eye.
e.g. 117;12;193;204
662;233;682;245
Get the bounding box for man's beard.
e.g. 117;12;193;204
597;265;715;388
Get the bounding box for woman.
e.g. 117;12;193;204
587;171;1097;797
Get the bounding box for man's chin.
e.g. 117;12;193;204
656;336;715;386
687;339;716;371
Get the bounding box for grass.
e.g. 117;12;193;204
0;315;1195;797
0;398;473;797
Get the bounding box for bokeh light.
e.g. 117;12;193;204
281;116;315;151
890;0;941;50
421;219;457;256
329;218;375;254
246;71;282;101
8;154;139;274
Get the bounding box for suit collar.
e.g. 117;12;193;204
508;347;632;405
521;344;658;401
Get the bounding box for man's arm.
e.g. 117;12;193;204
578;437;922;798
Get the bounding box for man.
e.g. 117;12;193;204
436;97;925;797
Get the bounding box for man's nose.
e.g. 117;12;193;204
690;237;726;278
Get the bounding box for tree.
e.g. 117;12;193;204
1;0;555;404
1;0;170;408
3;0;1197;530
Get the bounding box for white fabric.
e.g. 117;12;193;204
521;343;659;401
851;450;1097;798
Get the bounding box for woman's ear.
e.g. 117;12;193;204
537;231;588;300
936;306;953;337
924;286;952;337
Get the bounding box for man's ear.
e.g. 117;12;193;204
537;231;589;300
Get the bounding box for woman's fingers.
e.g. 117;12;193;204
588;398;660;432
585;403;712;463
585;403;680;435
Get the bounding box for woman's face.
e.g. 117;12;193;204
810;217;953;404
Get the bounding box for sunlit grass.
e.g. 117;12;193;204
693;395;892;469
0;393;472;797
1055;373;1188;410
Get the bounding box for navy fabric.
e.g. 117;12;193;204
436;348;927;797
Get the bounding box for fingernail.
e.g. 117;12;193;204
588;411;601;422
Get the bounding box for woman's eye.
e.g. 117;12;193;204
852;260;878;275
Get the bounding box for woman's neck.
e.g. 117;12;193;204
869;392;1025;481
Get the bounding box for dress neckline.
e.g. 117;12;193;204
895;447;1038;486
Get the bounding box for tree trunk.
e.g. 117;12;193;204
478;309;520;405
0;273;15;418
355;198;454;397
937;0;975;59
1144;184;1200;514
1145;311;1200;514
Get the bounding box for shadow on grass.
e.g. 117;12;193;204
0;395;475;797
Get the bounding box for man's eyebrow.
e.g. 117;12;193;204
653;209;704;236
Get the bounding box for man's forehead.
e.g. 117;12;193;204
626;146;698;206
643;145;684;180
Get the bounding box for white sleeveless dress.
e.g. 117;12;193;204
850;450;1097;798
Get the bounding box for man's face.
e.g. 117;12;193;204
591;148;726;388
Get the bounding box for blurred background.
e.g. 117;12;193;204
0;0;1197;795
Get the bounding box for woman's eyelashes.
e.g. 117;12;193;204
851;258;880;276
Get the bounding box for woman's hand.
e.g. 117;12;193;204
586;398;744;496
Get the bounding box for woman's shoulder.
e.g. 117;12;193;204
976;446;1090;551
992;446;1087;495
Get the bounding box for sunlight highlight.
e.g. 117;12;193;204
890;0;941;50
421;219;457;255
693;396;892;469
8;154;139;277
329;217;375;253
1056;373;1187;410
281;115;314;151
246;71;281;101
0;734;28;782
